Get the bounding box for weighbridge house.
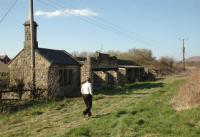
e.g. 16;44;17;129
8;20;81;99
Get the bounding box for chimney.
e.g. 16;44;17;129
23;20;38;49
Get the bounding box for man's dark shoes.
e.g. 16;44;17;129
83;112;87;118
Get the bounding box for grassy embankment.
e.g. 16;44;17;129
0;76;200;137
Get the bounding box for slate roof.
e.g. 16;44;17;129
37;48;81;65
24;20;38;26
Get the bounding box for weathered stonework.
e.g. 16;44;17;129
93;71;108;87
77;52;119;88
118;68;127;84
77;52;147;89
9;49;50;89
80;57;92;84
48;65;81;98
107;70;118;85
0;61;9;87
8;20;81;99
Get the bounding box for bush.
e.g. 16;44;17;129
27;82;45;100
157;56;175;75
10;78;25;100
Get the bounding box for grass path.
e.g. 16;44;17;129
1;76;200;137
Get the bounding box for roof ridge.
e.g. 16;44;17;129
38;47;63;51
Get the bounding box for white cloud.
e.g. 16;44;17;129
35;8;98;18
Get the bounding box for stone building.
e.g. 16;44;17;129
0;60;9;87
77;52;146;88
0;60;8;73
8;21;81;98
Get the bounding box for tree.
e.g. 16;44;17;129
106;48;156;67
158;56;175;75
127;48;156;66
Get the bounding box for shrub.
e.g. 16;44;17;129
10;78;25;100
157;56;175;75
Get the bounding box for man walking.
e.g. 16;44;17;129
81;78;93;117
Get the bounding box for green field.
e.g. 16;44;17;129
1;77;200;137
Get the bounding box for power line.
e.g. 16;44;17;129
36;0;58;10
37;0;139;44
54;0;162;48
37;0;134;39
37;0;172;52
0;0;19;24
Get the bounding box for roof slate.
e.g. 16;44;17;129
37;48;81;66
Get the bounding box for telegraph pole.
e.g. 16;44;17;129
30;0;36;93
182;39;186;71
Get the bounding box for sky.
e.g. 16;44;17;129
0;0;199;60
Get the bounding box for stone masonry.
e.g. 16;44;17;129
77;52;147;89
8;20;81;99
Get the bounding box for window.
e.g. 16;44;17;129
59;69;73;86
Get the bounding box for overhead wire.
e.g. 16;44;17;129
0;0;19;24
36;0;172;52
37;0;136;42
54;0;162;48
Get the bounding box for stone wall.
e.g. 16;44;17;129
118;68;127;84
93;71;107;87
78;52;148;89
48;65;81;98
9;48;50;90
118;67;146;83
0;61;9;87
107;70;118;85
80;57;92;84
9;49;81;98
78;53;118;87
91;52;118;70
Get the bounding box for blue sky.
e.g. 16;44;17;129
0;0;199;60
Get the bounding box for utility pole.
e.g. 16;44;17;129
182;39;186;71
30;0;36;93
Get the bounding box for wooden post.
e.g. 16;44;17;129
30;0;36;93
182;39;186;71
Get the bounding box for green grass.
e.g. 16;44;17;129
1;77;200;137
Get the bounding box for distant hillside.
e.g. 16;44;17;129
186;56;200;62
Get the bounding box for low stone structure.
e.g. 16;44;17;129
8;20;81;98
77;52;119;88
117;59;146;83
77;52;147;88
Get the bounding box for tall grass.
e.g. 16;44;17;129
172;70;200;111
1;77;200;137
